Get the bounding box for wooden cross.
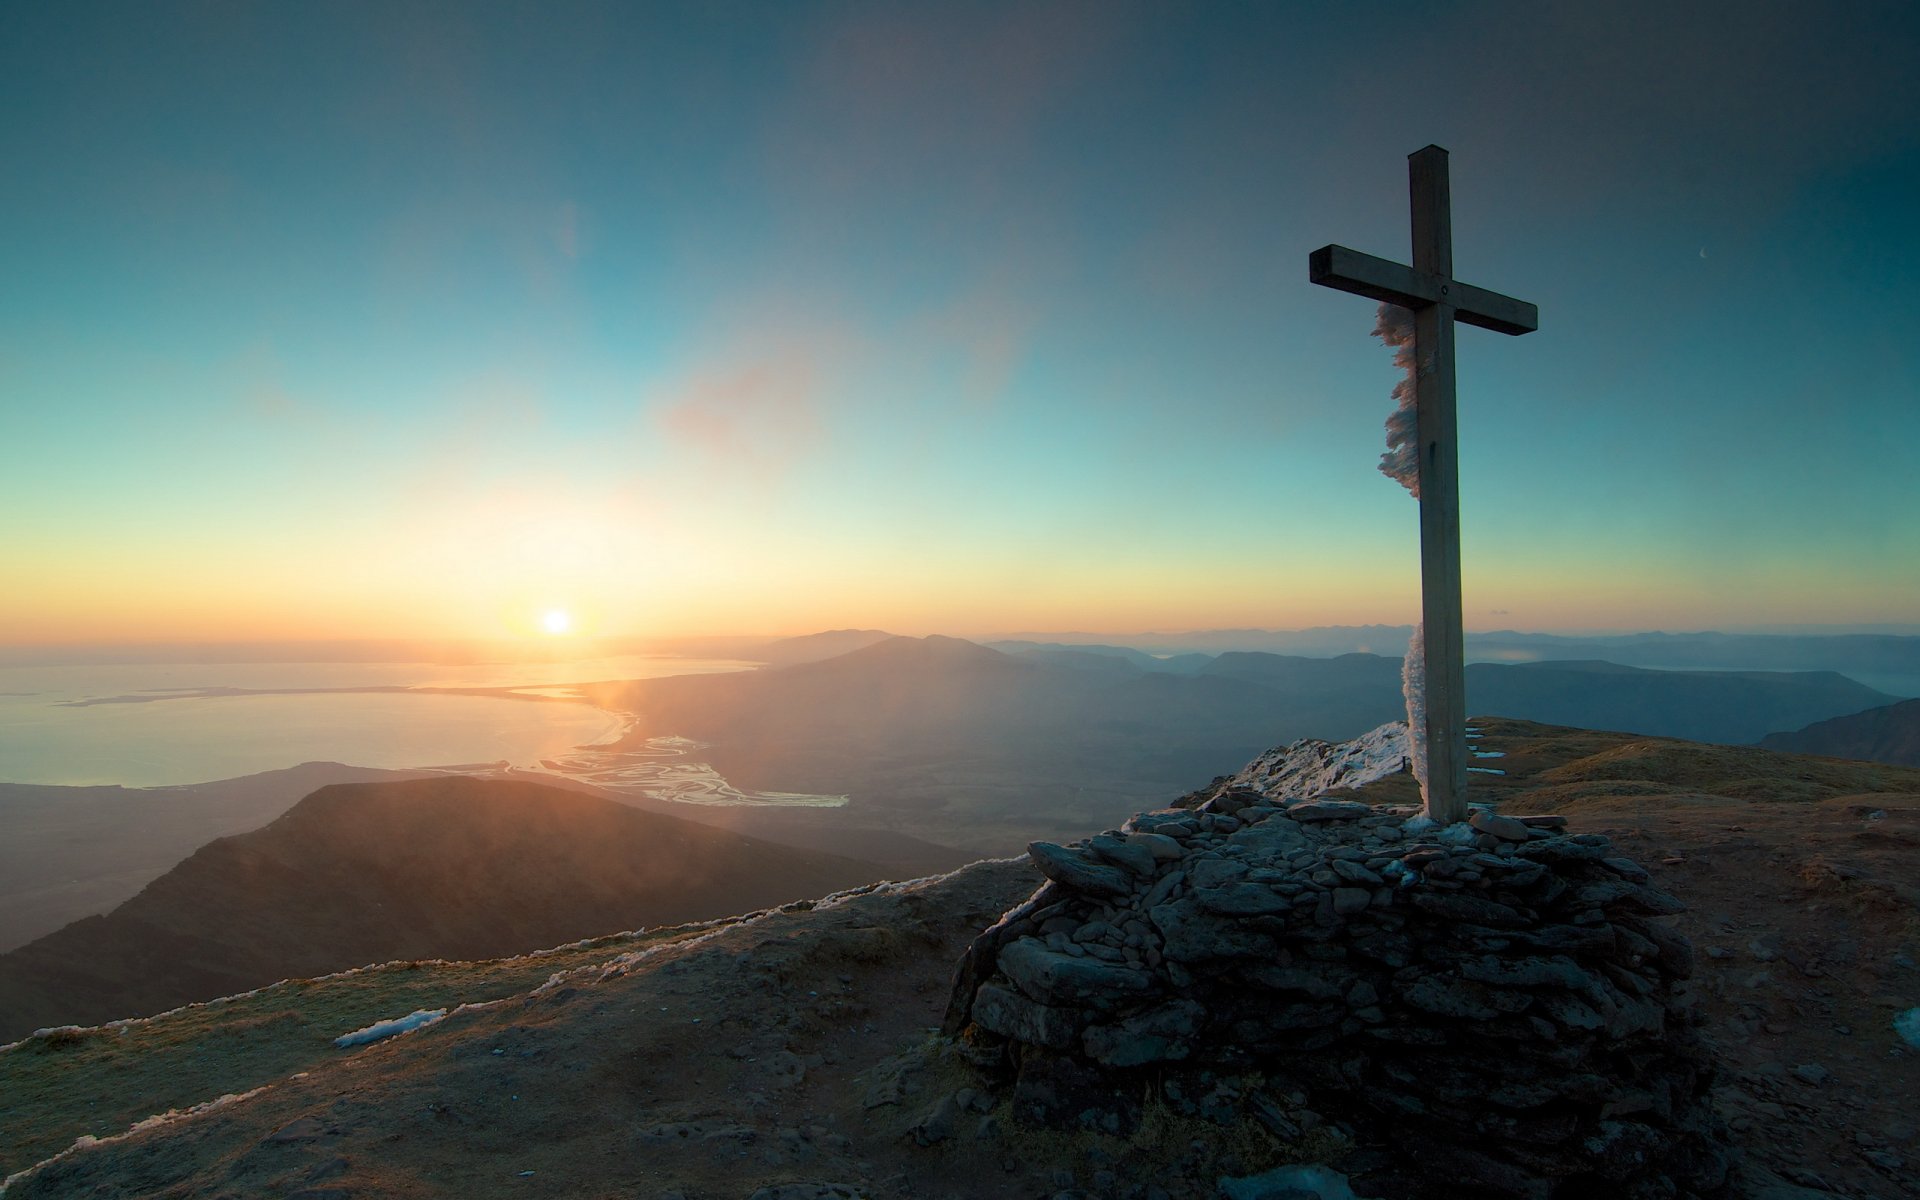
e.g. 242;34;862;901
1309;145;1537;824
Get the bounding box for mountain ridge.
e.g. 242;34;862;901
0;776;887;1041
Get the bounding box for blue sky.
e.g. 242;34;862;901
3;1;1916;642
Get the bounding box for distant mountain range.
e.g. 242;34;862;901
1760;698;1920;767
576;635;1898;851
0;776;885;1041
978;627;1920;692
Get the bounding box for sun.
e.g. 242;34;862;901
540;608;572;636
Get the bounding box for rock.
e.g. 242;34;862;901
747;1186;868;1200
1206;787;1263;814
1627;918;1695;979
1458;954;1596;991
1083;999;1206;1066
265;1116;327;1143
1600;856;1651;883
1241;964;1346;1000
1194;882;1293;916
1501;922;1617;955
1190;858;1252;889
1227;819;1310;856
1140;869;1184;909
1089;834;1158;877
1150;898;1278;962
910;1093;963;1145
1573;879;1687;916
1130;832;1186;861
1028;842;1134;897
1331;887;1371;915
1790;1062;1830;1086
998;937;1154;1008
1402;974;1509;1021
1330;858;1384;886
1408;892;1532;928
1468;811;1531;842
971;982;1085;1050
1285;800;1373;822
1741;1165;1852;1200
1218;1164;1362;1200
1515;838;1611;864
947;736;1721;1200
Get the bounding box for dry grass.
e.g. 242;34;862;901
0;926;700;1179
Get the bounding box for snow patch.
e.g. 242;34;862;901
1222;1162;1362;1200
1230;720;1412;801
333;1008;447;1048
1895;1007;1920;1049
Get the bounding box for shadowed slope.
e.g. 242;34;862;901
0;776;886;1040
1760;697;1920;767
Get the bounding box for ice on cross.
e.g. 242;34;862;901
1309;145;1538;824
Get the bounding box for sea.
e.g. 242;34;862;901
0;655;846;806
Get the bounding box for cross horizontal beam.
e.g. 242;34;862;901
1309;245;1539;336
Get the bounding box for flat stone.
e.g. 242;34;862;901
1458;953;1596;990
1469;810;1532;842
1402;975;1506;1021
1515;838;1611;864
1140;869;1184;909
998;937;1153;1008
1409;892;1533;928
1601;856;1651;883
1027;841;1134;897
1190;857;1251;889
1331;887;1371;915
970;981;1085;1050
1574;879;1686;916
1129;832;1186;861
1149;898;1278;962
1285;800;1373;822
1538;990;1607;1031
1497;922;1617;955
1088;834;1158;877
1081;999;1206;1067
1330;858;1385;886
1193;881;1292;916
1241;964;1347;1000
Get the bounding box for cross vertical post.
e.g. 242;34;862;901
1309;146;1538;824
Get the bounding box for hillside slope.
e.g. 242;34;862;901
1760;697;1920;767
0;776;886;1040
0;762;435;951
3;722;1916;1200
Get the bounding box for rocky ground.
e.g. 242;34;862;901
4;718;1916;1200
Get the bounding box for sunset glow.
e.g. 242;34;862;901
0;6;1913;647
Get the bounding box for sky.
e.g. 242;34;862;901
3;1;1917;647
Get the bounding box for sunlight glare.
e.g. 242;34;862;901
541;608;573;636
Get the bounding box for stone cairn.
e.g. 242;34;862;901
942;785;1731;1200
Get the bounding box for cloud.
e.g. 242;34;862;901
649;324;856;479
